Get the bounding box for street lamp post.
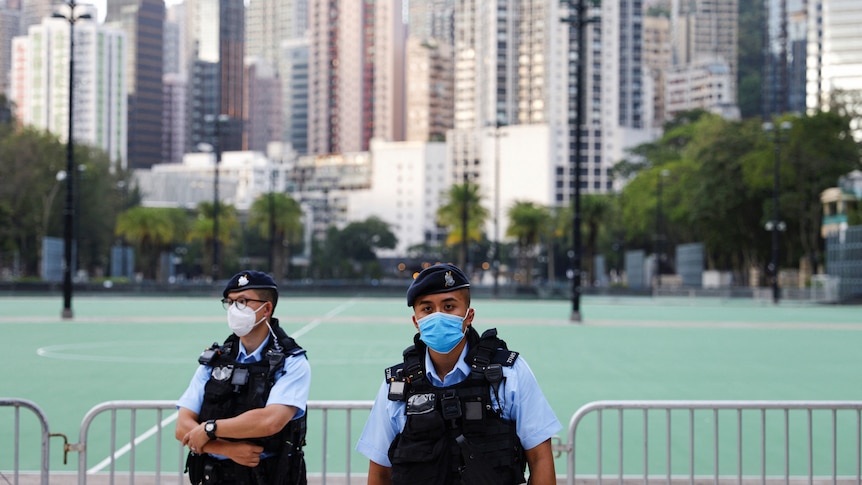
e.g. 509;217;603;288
561;0;598;322
655;169;669;292
489;122;507;298
763;121;791;304
53;1;91;319
205;114;229;281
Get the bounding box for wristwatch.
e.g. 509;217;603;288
204;419;217;440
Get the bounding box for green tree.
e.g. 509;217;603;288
581;194;614;284
247;193;304;281
0;128;66;275
313;217;397;279
115;207;189;281
506;201;550;286
436;182;489;268
768;111;860;270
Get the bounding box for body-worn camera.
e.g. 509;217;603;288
198;343;222;365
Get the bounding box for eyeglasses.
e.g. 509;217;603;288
221;297;268;311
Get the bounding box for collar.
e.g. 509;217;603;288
424;343;470;387
237;335;271;364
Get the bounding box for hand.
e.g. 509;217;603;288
182;422;210;453
223;441;265;467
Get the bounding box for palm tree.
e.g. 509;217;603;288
436;182;489;268
506;201;550;286
115;207;188;281
188;201;240;278
581;194;613;285
248;193;304;281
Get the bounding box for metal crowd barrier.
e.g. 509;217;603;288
0;398;51;485
565;400;862;485
5;399;862;484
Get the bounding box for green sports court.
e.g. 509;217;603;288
2;293;861;481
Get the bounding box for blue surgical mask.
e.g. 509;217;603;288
417;311;467;354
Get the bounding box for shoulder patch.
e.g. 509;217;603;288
385;363;405;381
492;349;519;367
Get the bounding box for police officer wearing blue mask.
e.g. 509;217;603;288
356;263;562;485
176;270;310;484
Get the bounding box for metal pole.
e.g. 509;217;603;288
492;124;504;298
656;171;663;291
461;171;469;270
771;133;780;304
269;169;276;270
212;123;221;281
60;1;82;320
562;0;592;322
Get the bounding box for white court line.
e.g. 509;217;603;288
89;301;354;474
88;411;178;474
289;299;357;339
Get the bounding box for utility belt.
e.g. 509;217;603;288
186;451;306;485
186;454;272;485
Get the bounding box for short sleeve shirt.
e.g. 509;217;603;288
355;342;562;467
177;334;311;418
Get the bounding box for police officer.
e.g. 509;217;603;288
356;263;562;485
176;270;311;485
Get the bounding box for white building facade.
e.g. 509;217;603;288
11;17;127;168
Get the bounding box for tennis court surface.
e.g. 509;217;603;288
2;294;861;482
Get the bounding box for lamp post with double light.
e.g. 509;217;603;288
489;122;507;298
763;121;791;304
655;169;669;291
53;1;91;319
560;0;599;322
204;114;229;281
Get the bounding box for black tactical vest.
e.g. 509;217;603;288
384;326;527;485
196;318;307;474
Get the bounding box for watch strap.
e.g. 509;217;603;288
205;419;217;440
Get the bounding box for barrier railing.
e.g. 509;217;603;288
6;399;862;485
0;398;51;485
565;400;862;485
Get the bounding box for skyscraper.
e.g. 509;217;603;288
11;17;127;167
245;0;308;152
185;0;244;152
671;0;738;99
308;0;405;155
105;0;165;169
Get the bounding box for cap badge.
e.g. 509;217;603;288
238;275;249;287
444;271;455;287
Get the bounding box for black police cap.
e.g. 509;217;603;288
223;270;279;298
406;263;470;307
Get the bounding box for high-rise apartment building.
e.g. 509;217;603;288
105;0;165;169
11;17;127;167
20;0;59;32
308;0;405;155
806;0;862;136
404;0;455;144
184;0;244;153
245;0;308;152
0;2;21;94
280;37;309;155
245;58;281;152
671;0;738;99
763;0;809;117
643;14;672;126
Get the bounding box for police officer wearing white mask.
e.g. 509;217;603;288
176;270;311;484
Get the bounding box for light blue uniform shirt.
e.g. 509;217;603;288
356;342;562;467
177;334;311;418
